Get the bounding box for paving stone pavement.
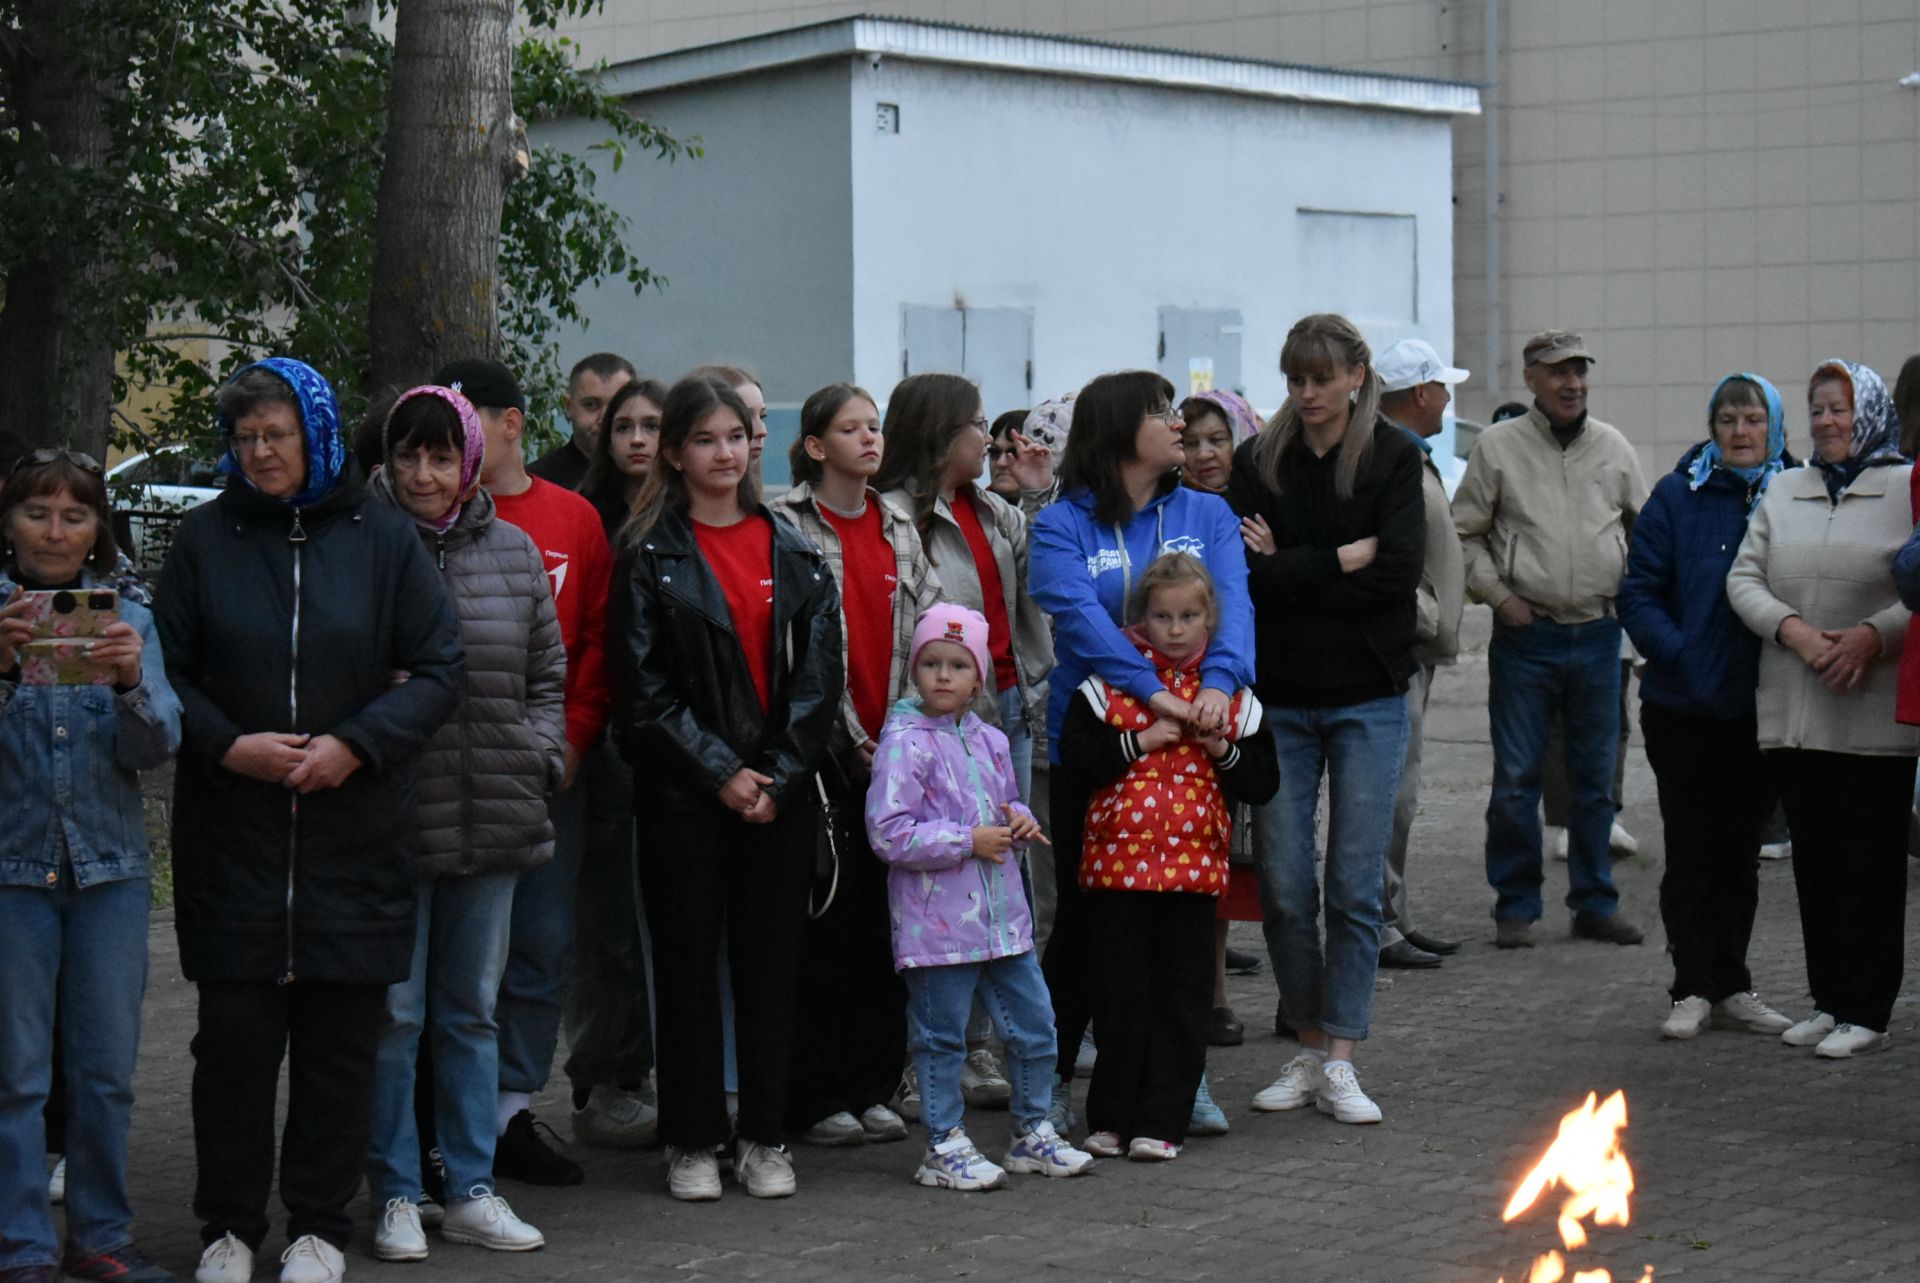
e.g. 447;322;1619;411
106;609;1920;1282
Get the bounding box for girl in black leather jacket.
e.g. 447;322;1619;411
608;375;842;1201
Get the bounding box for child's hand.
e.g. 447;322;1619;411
1200;735;1230;759
1138;717;1184;753
1005;803;1051;846
971;825;1013;863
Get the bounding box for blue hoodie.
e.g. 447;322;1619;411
1029;483;1254;758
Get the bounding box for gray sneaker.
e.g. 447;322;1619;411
735;1141;797;1198
802;1111;867;1147
1710;991;1792;1035
961;1048;1012;1108
571;1084;659;1150
1659;995;1711;1040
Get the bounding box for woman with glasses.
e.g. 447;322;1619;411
155;359;463;1283
1027;371;1255;1133
0;449;182;1283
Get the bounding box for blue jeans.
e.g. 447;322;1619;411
999;685;1034;805
1255;695;1409;1042
498;785;584;1093
904;952;1056;1138
368;873;515;1205
1486;616;1623;923
0;873;150;1269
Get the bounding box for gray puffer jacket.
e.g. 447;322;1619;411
375;475;569;876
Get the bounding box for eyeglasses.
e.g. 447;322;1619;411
230;428;302;454
961;416;990;434
1144;405;1183;425
7;447;104;480
987;446;1010;462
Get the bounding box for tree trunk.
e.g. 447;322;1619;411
0;0;122;460
366;0;516;396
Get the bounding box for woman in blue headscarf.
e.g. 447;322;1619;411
155;358;465;1283
1620;373;1795;1043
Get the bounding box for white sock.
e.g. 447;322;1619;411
1323;1058;1352;1074
497;1090;533;1136
1303;1047;1329;1063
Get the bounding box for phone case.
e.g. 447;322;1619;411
19;589;118;686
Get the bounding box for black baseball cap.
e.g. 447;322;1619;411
432;358;525;412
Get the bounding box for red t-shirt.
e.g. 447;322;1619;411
491;476;612;755
819;501;898;741
951;495;1018;693
692;514;776;714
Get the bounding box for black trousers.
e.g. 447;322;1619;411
785;830;907;1131
565;741;654;1103
1642;702;1769;1002
1041;767;1098;1079
191;979;387;1252
1084;891;1214;1145
640;800;813;1150
1770;747;1916;1031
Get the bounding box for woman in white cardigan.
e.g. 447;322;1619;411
1726;358;1914;1060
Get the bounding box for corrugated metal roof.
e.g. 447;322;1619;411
596;14;1482;117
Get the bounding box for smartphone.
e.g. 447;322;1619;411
19;588;119;686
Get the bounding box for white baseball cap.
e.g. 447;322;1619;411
1375;339;1469;392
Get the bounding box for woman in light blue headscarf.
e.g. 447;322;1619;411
1619;373;1794;1043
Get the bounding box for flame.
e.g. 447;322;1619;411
1495;1091;1655;1283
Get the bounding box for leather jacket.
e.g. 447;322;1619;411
609;505;843;812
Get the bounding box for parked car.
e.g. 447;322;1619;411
108;446;224;570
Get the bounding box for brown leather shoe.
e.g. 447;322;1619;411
1572;912;1644;945
1494;918;1535;949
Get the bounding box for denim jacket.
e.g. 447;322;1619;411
0;569;183;890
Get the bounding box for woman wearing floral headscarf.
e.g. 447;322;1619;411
1728;359;1915;1062
362;387;566;1262
156;359;463;1283
1619;374;1796;1042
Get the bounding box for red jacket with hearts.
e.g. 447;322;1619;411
1064;633;1272;895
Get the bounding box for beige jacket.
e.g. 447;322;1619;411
1409;436;1466;665
1451;408;1648;624
1725;463;1918;756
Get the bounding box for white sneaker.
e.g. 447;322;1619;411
1814;1023;1890;1059
278;1235;344;1283
1546;825;1569;861
666;1146;722;1201
1660;995;1712;1040
1074;1032;1098;1075
1081;1130;1125;1158
735;1140;797;1198
1315;1060;1383;1125
802;1110;867;1146
891;1064;922;1123
1002;1120;1093;1177
914;1129;1007;1191
1609;821;1639;855
196;1233;254;1283
1758;841;1791;861
1251;1053;1323;1112
571;1083;659;1149
373;1197;428;1262
1782;1010;1837;1047
1127;1137;1181;1161
439;1189;544;1251
859;1103;909;1142
1711;991;1792;1035
961;1048;1012;1108
47;1155;65;1205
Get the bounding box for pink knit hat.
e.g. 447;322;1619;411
910;603;994;692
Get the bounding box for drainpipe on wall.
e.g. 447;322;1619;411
1483;0;1502;407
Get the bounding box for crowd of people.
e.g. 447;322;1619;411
3;317;1918;1283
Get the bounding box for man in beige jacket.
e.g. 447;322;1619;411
1450;330;1649;949
1374;339;1468;969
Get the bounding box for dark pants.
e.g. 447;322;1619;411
1084;892;1214;1146
785;830;906;1131
564;742;654;1104
1642;702;1767;1002
1041;767;1098;1080
190;980;387;1253
1771;748;1916;1031
640;801;813;1151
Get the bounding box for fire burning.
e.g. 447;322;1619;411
1497;1091;1654;1283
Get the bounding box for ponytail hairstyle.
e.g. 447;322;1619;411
788;382;879;486
1249;313;1381;499
869;372;984;543
624;375;760;545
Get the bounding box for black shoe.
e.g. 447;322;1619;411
1223;947;1263;975
1572;912;1644;946
1207;1005;1245;1046
1403;928;1461;956
1273;1001;1297;1041
420;1144;446;1205
495;1109;584;1186
1379;939;1443;969
1494;918;1535;950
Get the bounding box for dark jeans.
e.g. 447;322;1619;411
497;784;583;1095
1084;892;1214;1145
1543;658;1632;824
564;742;654;1104
785;827;906;1131
1770;748;1916;1031
1641;702;1767;1002
191;980;387;1253
1041;767;1099;1080
640;801;813;1151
